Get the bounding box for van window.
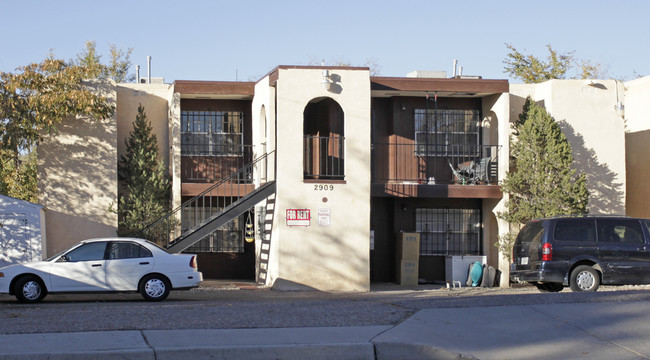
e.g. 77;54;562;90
554;219;595;242
516;221;544;245
597;219;644;244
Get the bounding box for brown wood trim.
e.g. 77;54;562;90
372;183;503;199
182;183;255;197
173;81;255;96
370;77;509;94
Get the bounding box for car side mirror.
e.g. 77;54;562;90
57;255;69;262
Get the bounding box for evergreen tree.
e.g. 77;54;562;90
117;104;170;236
497;97;589;259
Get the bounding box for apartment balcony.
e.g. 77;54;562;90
371;143;502;198
181;144;255;196
304;136;345;181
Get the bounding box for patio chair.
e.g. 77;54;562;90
447;158;474;184
473;157;492;184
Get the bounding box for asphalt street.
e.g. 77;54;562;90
2;282;650;335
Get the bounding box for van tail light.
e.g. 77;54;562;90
189;256;197;269
542;243;552;261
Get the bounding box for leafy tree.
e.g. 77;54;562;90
503;44;574;83
0;55;115;201
74;41;135;83
504;44;608;83
0;150;37;202
117;104;170;237
497;97;589;258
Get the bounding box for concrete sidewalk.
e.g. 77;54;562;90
2;301;650;359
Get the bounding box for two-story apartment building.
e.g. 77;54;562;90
37;66;635;291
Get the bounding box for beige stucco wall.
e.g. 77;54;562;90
510;80;626;215
38;81;118;256
266;68;372;291
116;83;172;168
624;76;650;218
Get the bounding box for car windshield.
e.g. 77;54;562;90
46;248;72;262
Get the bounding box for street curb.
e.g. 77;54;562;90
374;342;476;360
154;343;375;360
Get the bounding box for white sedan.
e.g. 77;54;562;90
0;238;202;303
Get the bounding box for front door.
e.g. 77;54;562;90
49;241;108;291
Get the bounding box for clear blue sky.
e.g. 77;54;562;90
1;0;648;83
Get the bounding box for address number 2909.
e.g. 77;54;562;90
314;184;334;191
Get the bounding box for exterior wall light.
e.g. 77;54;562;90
321;69;331;90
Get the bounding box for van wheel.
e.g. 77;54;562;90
570;265;600;292
535;283;564;292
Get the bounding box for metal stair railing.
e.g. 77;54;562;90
133;151;275;252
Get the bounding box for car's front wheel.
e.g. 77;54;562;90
139;274;171;301
14;276;48;303
570;265;600;292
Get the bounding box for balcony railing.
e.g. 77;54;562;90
181;145;254;182
304;136;345;180
372;143;501;184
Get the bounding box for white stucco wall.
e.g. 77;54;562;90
269;67;372;291
511;80;626;215
481;92;511;286
624;76;650;133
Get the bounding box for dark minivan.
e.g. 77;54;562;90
510;216;650;292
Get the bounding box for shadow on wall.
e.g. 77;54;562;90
558;120;624;214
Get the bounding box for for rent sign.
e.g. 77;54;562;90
286;209;310;227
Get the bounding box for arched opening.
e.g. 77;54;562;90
303;97;344;180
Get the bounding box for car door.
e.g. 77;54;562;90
48;241;108;292
104;241;154;291
597;219;650;284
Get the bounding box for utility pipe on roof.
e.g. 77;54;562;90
147;56;151;84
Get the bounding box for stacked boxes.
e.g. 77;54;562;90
396;232;420;286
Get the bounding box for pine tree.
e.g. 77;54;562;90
497;97;589;259
117;104;170;237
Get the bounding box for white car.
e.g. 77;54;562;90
0;238;202;303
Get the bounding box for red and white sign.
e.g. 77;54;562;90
286;209;310;227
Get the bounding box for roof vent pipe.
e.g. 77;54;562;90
458;66;463;77
452;59;457;78
135;65;140;84
147;56;151;84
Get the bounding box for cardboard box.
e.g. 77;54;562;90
397;232;420;260
397;259;419;286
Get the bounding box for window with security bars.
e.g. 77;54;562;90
416;208;481;255
414;109;480;156
183;209;244;253
181;111;243;156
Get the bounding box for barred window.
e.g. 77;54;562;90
181;205;244;253
181;111;243;156
185;216;244;253
416;208;481;256
415;109;480;156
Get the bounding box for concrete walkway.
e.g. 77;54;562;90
2;301;650;359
